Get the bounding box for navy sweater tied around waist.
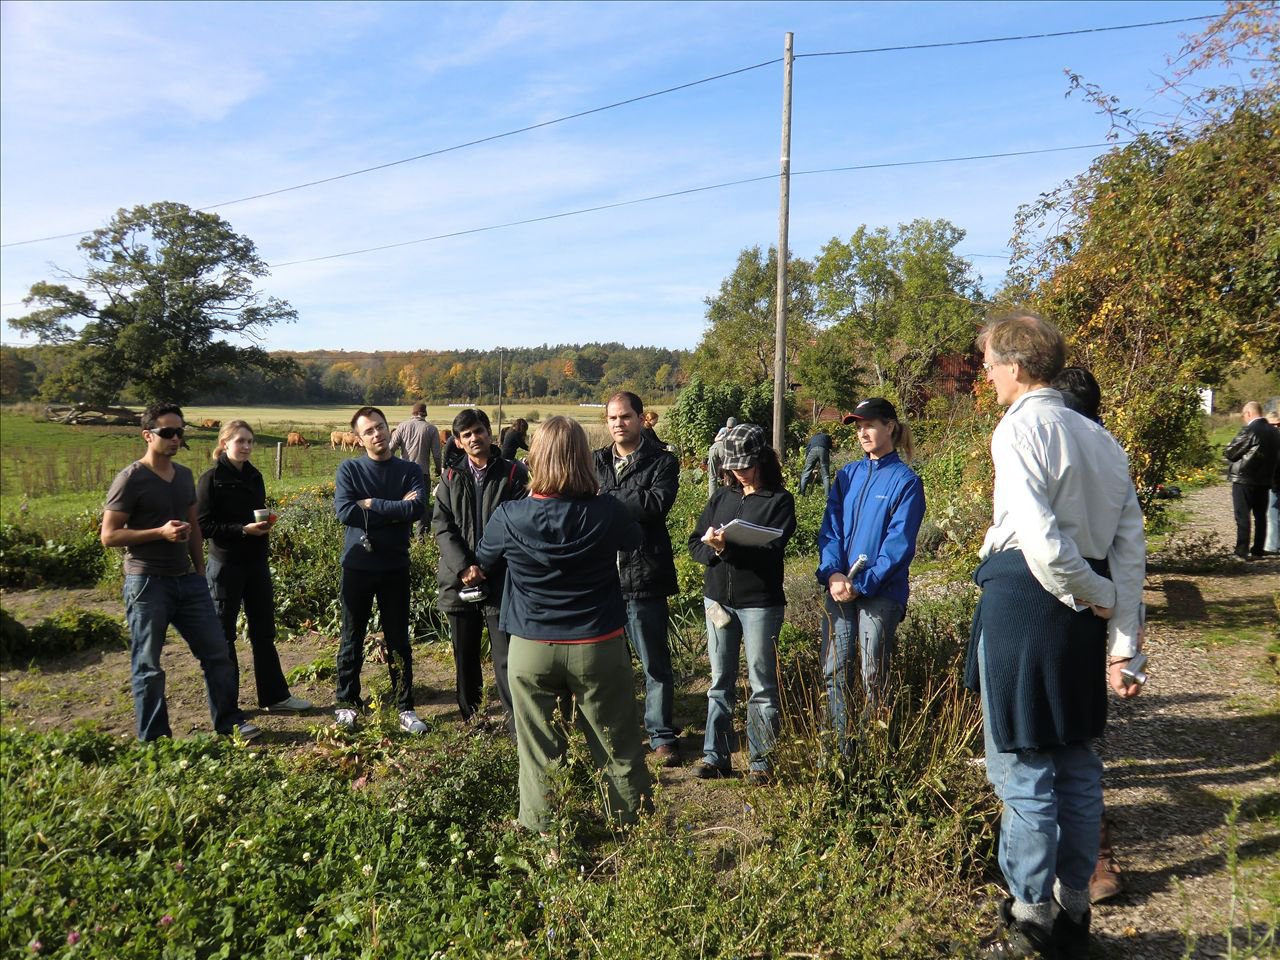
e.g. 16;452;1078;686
966;548;1110;753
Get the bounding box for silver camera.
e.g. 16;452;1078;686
1120;652;1149;687
459;585;487;603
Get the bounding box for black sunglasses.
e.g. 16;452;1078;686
150;426;185;439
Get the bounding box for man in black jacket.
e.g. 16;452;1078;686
595;392;682;766
431;408;529;728
1224;401;1280;559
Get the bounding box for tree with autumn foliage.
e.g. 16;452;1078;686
1006;2;1279;499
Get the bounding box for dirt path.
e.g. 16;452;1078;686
2;484;1277;955
1088;486;1279;958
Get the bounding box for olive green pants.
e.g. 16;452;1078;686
509;634;652;833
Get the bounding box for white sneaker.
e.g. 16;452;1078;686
235;721;263;741
267;695;313;712
334;708;358;730
398;710;429;735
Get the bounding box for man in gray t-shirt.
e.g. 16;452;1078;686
101;403;255;742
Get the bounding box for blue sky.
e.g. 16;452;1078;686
0;1;1223;353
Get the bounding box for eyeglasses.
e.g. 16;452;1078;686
150;426;185;439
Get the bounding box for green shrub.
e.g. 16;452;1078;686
27;607;128;657
0;512;107;587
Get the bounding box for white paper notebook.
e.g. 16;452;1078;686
717;519;784;546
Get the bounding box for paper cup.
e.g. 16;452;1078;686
253;509;270;523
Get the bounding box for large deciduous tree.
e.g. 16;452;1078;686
1007;2;1279;497
692;246;816;386
814;218;985;412
8;201;297;404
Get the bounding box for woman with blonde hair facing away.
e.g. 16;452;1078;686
476;416;650;833
196;421;311;712
816;398;925;753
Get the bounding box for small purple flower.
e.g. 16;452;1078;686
159;915;174;927
66;931;81;946
173;861;185;874
28;941;42;954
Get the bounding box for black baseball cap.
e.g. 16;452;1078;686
842;398;898;425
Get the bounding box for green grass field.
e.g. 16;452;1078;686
0;403;647;521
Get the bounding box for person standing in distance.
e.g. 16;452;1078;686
815;398;925;753
334;406;428;734
101;403;259;741
799;429;833;497
432;408;529;729
1224;401;1280;560
595;392;682;766
389;401;441;536
971;315;1145;959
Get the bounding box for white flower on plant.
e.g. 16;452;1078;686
362;863;373;877
220;861;231;873
296;926;307;938
302;852;312;862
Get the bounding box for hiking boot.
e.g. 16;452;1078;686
693;761;729;780
1089;818;1123;903
654;743;681;768
747;769;773;786
234;721;263;741
267;694;313;712
980;898;1056;958
334;708;358;731
1052;906;1090;960
398;710;429;735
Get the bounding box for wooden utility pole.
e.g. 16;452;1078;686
497;348;504;433
772;32;794;453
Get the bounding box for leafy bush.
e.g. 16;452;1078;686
0;512;107;588
664;377;802;461
26;607;128;657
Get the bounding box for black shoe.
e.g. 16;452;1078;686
1052;906;1090;960
693;762;729;780
653;743;681;768
980;898;1056;958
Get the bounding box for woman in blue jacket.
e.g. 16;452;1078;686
816;398;925;752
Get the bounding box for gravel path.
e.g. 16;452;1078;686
1089;485;1279;958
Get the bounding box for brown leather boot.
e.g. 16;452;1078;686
1089;816;1123;903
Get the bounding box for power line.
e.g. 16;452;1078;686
0;58;781;251
798;14;1215;58
0;12;1214;251
269;141;1125;268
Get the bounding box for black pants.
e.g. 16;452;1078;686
1232;482;1270;556
206;556;289;707
337;566;414;712
446;608;512;726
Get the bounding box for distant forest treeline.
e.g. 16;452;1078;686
0;342;692;406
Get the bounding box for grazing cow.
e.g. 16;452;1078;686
330;430;345;450
200;419;221;429
342;431;360;450
286;432;310;448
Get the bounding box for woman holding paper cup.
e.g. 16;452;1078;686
816;398;925;752
688;423;796;783
196;421;311;712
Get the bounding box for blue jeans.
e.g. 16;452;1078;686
799;448;830;496
625;597;678;749
1266;488;1279;553
979;634;1102;904
123;573;245;741
702;600;783;772
821;593;903;749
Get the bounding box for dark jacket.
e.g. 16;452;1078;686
196;455;269;565
499;429;528;462
334;455;426;571
476;494;641;641
431;448;529;613
965;549;1109;752
1225;417;1280;487
688;486;796;608
593;434;679;598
